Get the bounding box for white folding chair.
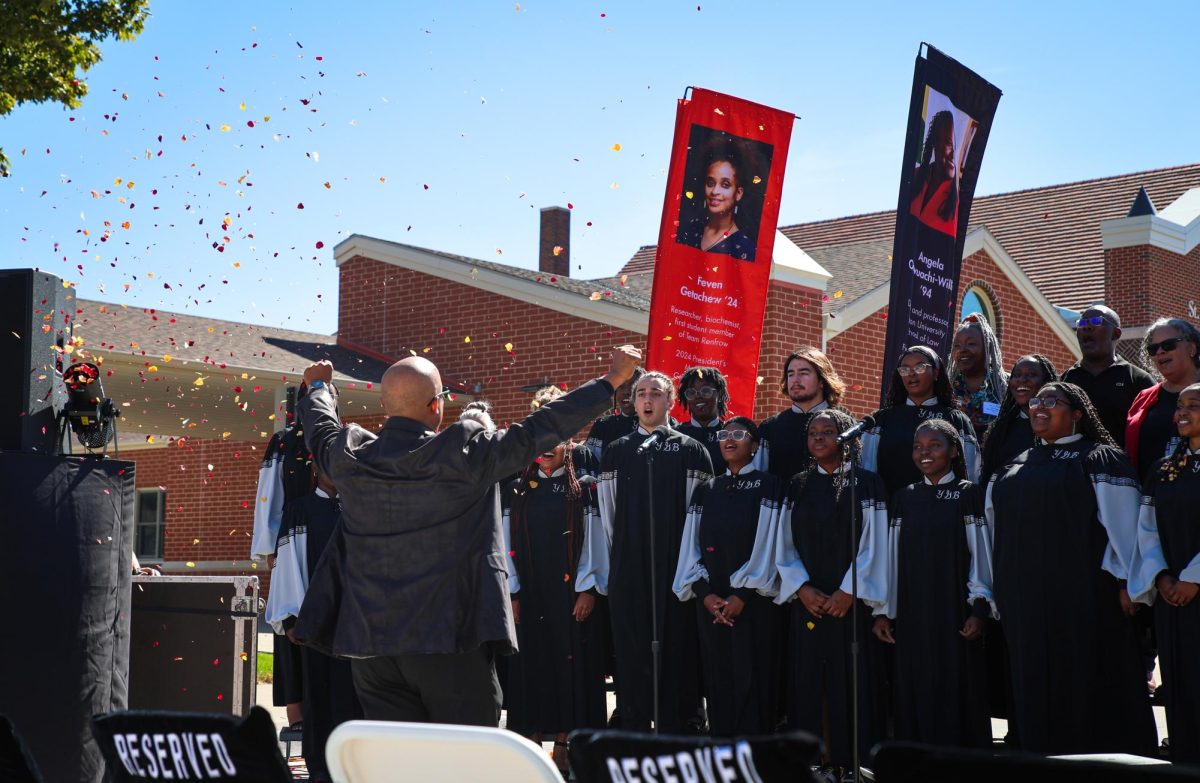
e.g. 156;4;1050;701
325;720;562;783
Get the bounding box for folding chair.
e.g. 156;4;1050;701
325;720;562;783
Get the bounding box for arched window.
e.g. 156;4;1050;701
959;283;999;337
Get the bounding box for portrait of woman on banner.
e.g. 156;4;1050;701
909;91;978;240
675;126;772;263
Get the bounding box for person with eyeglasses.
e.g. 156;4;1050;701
675;366;731;468
288;346;641;727
673;417;783;736
983;382;1157;755
582;371;714;733
1127;317;1200;481
979;354;1059;485
1061;305;1153;451
1130;382;1200;764
861;346;980;502
758;346;848;484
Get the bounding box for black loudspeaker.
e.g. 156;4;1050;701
0;269;69;453
0;453;134;783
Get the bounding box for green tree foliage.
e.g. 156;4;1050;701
0;0;149;176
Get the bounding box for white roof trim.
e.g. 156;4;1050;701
1100;189;1200;256
821;227;1081;360
769;230;831;291
335;235;649;333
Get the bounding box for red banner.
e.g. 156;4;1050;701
646;88;794;418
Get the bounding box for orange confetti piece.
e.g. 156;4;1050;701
611;143;622;151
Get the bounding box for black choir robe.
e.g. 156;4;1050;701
775;465;889;766
861;400;980;501
987;436;1157;755
885;476;992;747
674;467;783;736
586;412;639;464
675;417;726;470
980;412;1034;486
757;402;830;483
501;463;608;735
1132;451;1200;763
265;490;362;776
584;427;714;732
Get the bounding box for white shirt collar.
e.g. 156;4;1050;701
816;462;850;475
636;424;669;436
688;417;722;428
725;462;756;476
905;397;939;407
539;466;566;478
923;471;958;486
1039;433;1084;446
315;487;333;499
790;400;829;415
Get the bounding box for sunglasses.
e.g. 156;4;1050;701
896;363;933;377
716;429;752;442
428;387;455;407
1147;337;1190;356
1075;316;1112;330
1027;397;1069;410
683;387;718;400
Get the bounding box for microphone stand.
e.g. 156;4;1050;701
645;445;661;734
835;423;871;783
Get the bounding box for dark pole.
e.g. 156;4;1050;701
848;446;861;782
646;448;661;734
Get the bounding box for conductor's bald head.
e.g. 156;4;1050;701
381;356;444;428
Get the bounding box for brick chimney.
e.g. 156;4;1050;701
538;206;570;278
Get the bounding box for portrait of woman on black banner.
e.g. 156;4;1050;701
908;87;978;240
675;125;773;262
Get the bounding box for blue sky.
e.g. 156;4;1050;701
1;1;1197;334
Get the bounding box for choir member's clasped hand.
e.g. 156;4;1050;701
797;584;831;618
573;592;595;622
872;617;896;644
824;589;855;618
958;616;984;641
703;594;734;626
1156;573;1199;607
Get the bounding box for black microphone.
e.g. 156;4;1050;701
636;425;670;454
836;415;876;446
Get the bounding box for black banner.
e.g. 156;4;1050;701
881;44;1001;404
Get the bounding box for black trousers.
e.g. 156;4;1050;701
350;647;502;726
302;646;362;778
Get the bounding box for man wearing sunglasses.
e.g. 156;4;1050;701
289;346;641;727
1062;305;1153;450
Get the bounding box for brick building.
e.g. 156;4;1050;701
82;162;1200;593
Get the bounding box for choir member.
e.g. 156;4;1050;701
948;313;1008;440
862;346;979;500
673;417;782;736
1062;305;1153;451
582;371;715;732
1127;318;1200;481
985;382;1157;754
266;465;362;782
675;366;730;468
758;346;847;482
1130;382;1200;763
775;408;888;774
503;436;607;773
979;354;1058;484
585;366;644;463
873;419;992;747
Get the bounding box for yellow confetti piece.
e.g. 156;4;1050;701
552;245;564;257
663;335;672;341
611;143;621;151
147;364;158;372
806;621;815;630
685;191;694;199
219;124;231;132
113;177;123;186
833;291;843;299
504;342;513;352
185;562;196;568
239;102;246;111
193;538;200;545
207;326;215;333
193;377;206;387
589;292;602;301
250;561;258;569
145;435;155;444
464;336;471;343
528;480;538;489
752;175;762;185
162;354;172;362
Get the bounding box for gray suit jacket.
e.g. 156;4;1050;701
293;378;614;658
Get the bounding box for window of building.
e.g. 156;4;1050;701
135;488;165;560
960;284;997;332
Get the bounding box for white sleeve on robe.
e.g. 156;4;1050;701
981;478;1001;620
577;466;616;595
265;523;308;635
672;498;709;601
964;498;997;618
960;428;981;483
1129;495;1167;605
751;440;769;473
859;429;881;474
837;496;890;615
1183;551;1200;585
774;497;810;605
730;497;782;598
1091;471;1142;580
883;511;900;620
250;452;285;560
502;506;520;595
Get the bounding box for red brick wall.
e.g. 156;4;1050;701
1106;243;1200;331
828;249;1079;418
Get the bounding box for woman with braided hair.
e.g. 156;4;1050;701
949;313;1008;439
985;382;1156;754
502;432;607;770
979;354;1059;484
1131;382;1200;763
776;408;889;777
861;345;979;501
874;418;993;747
